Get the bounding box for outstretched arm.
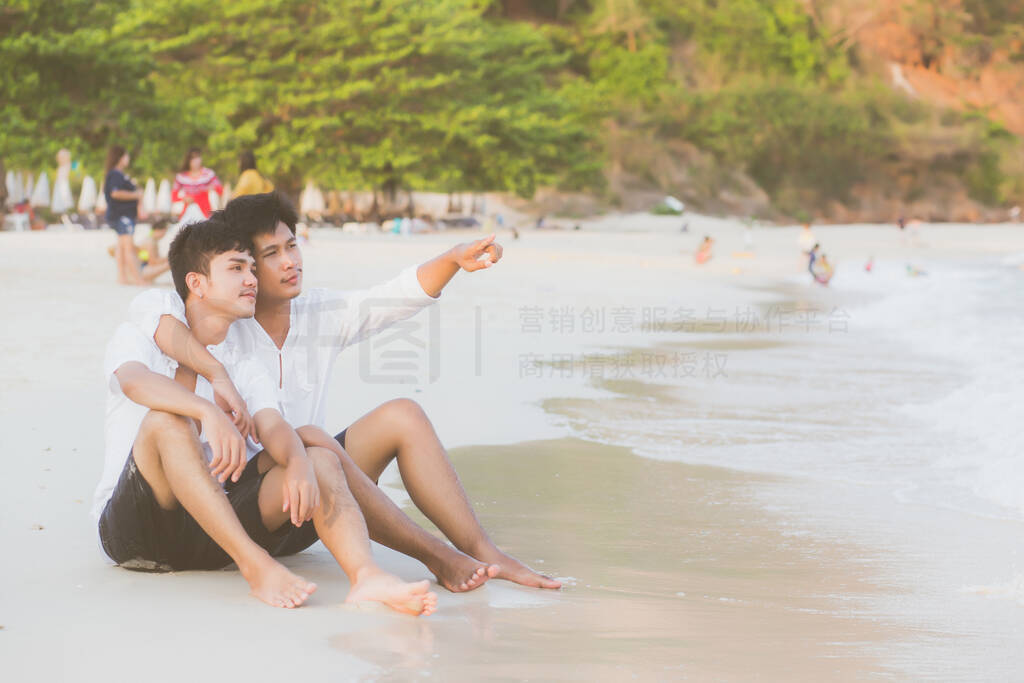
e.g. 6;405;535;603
415;234;503;297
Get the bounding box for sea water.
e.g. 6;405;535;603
543;251;1024;678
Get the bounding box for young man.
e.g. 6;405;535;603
96;216;437;615
133;192;560;592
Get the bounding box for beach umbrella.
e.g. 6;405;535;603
95;183;107;214
78;175;97;212
300;181;326;218
30;172;50;208
6;170;24;203
51;172;74;214
299;181;313;215
142;178;157;215
156;179;172;214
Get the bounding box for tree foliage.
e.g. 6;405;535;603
2;0;1021;211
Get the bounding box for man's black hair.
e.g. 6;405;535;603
168;215;249;303
223;191;298;253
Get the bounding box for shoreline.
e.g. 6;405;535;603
2;224;1022;680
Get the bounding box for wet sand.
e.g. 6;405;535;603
385;438;901;680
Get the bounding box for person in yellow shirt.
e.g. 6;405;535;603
234;150;274;197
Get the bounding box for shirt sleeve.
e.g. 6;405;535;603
232;359;279;415
128;288;187;341
318;265;439;350
103;323;159;395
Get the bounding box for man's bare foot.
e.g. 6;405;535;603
241;555;317;608
429;549;499;593
472;548;561;589
346;569;438;617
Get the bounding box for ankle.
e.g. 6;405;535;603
353;565;385;584
237;550;275;579
466;539;501;561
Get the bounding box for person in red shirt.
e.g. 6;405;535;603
172;147;223;223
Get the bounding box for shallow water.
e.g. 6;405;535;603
536;256;1024;678
378;438;900;680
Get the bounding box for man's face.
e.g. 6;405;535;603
252;222;303;301
198;250;258;319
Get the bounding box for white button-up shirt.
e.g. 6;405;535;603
129;265;438;430
94;323;278;519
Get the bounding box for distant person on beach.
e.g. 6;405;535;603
807;243;820;275
104;145;145;285
798;222;816;252
812;253;834;286
105;218;173;283
131;191;560;593
96;217;438;614
233;150;274;198
696;235;713;264
172;147;223;224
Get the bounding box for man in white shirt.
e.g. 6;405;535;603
98;217;437;615
139;192;559;592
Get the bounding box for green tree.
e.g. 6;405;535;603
0;0;207;177
128;0;601;197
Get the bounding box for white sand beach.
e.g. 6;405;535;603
2;217;1024;680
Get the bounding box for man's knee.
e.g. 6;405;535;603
382;398;429;428
138;410;194;441
307;446;347;482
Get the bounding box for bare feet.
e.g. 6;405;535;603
429;549;500;593
346;569;438;617
472;548;561;589
242;556;317;608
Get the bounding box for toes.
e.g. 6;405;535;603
486;564;500;578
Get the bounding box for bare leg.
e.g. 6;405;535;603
257;447;438;616
295;426;497;593
141;260;171;283
341;399;561;589
116;234;145;285
132;410;317;608
114;235;131;284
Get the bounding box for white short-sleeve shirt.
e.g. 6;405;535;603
129;265;438;429
92;323;279;519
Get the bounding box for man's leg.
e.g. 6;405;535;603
256;447;438;616
132;410;317;607
295;426;497;593
339;399;561;589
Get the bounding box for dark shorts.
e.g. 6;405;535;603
109;215;136;236
98;451;318;572
334;428;348;450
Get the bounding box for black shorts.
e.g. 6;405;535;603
98;451;318;572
